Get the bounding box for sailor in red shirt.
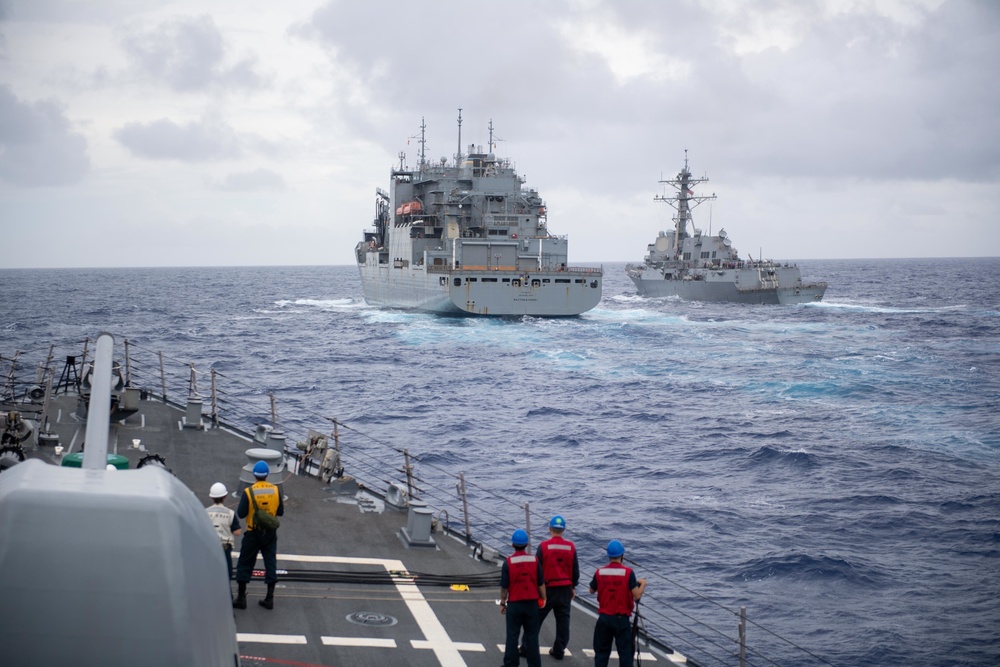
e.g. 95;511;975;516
528;514;579;659
499;529;546;667
588;540;646;667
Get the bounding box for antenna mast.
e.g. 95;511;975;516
655;148;717;252
419;116;426;168
456;108;463;166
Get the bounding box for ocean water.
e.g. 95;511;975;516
2;258;998;667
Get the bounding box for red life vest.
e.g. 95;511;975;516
540;536;575;587
507;552;540;602
595;562;634;616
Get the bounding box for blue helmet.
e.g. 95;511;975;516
511;529;529;547
607;540;625;558
550;515;566;529
253;461;270;478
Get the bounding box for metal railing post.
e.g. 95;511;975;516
80;338;90;374
123;339;132;386
739;606;747;667
158;351;167;402
269;393;278;429
41;344;55;383
210;368;219;427
1;352;17;401
524;502;531;546
403;448;415;500
458;472;471;543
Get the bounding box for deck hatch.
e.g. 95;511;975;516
346;612;398;627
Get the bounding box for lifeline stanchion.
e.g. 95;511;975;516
633;600;643;666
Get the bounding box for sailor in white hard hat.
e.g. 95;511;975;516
205;482;242;585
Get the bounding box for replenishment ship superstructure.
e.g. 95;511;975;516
356;113;602;316
626;153;826;304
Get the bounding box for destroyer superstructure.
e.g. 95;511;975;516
626;153;826;304
356;113;602;316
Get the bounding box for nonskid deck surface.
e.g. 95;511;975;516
23;393;671;667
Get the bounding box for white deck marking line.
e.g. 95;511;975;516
581;648;658;661
321;637;397;648
237;633;307;644
252;553;470;666
412;640;485;652
495;645;574;656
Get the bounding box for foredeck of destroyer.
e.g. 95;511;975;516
14;389;687;667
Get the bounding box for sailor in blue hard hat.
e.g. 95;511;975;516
500;529;545;667
233;459;284;611
522;514;578;660
589;540;647;667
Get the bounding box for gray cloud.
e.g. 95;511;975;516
113;116;242;161
211;168;287;192
120;14;264;92
0;85;90;186
296;0;999;187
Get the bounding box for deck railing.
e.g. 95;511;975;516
1;339;830;667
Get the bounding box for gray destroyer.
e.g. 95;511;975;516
356;113;602;316
626;153;827;304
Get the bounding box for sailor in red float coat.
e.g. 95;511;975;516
593;562;635;616
589;540;646;667
526;515;579;659
499;530;545;667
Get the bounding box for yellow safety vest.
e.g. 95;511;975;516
245;481;279;530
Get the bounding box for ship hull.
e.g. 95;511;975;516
628;266;826;305
359;261;602;316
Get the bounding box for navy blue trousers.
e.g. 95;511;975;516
533;584;573;653
235;529;278;584
504;600;540;667
593;613;634;667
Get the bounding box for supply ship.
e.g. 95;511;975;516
356;113;602;316
626;153;827;304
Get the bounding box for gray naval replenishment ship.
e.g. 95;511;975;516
1;335;828;666
626;153;827;304
356;112;602;316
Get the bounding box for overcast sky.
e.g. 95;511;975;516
1;0;997;268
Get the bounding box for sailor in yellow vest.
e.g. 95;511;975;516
205;482;241;582
233;461;284;610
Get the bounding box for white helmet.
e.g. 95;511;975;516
209;482;228;498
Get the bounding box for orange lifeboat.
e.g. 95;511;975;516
396;201;423;216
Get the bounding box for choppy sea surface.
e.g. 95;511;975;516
2;258;998;667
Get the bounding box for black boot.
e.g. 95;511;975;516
259;582;275;610
233;582;247;609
